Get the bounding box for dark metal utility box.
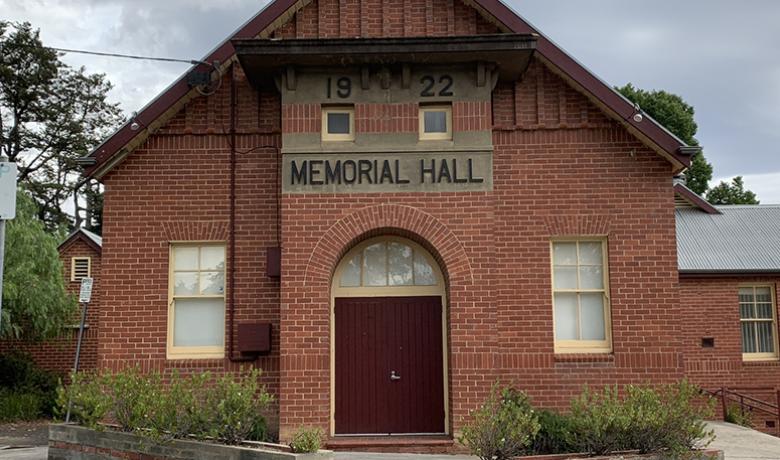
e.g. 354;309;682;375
266;246;281;278
237;322;272;355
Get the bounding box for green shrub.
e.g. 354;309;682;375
0;351;59;418
0;389;45;421
56;367;273;445
725;403;753;428
55;372;111;430
288;426;323;453
565;382;715;457
531;410;576;455
622;381;715;456
458;385;540;460
205;369;273;445
246;413;269;442
567;385;631;456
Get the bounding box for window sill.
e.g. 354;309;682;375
554;353;614;363
742;358;780;366
167;351;225;361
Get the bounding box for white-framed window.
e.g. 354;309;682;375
71;257;91;281
740;285;778;361
322;106;355;141
551;239;611;353
168;244;226;359
419;105;452;140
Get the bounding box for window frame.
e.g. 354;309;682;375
167;242;226;360
739;284;779;362
332;236;443;298
419;105;453;141
71;257;91;282
321;106;355;142
550;238;612;354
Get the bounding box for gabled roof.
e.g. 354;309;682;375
83;0;697;179
674;182;721;215
676;205;780;274
59;228;102;255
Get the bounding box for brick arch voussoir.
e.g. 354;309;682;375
303;204;474;287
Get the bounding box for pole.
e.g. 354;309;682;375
65;300;89;423
0;219;5;333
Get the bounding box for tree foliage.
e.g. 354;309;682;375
706;176;760;205
1;189;76;340
0;21;123;231
617;83;714;196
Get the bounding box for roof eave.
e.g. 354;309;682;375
679;269;780;278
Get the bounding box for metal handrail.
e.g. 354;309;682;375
702;387;780;436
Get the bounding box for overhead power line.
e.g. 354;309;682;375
5;42;211;66
48;46;210;66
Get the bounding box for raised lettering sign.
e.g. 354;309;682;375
282;153;492;194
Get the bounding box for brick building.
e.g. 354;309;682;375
42;0;780;448
0;228;102;376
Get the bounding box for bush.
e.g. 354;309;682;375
725;403;753;428
206;369;273;445
567;385;631;456
458;385;540;460
622;381;715;456
56;367;273;445
0;389;45;422
55;371;111;430
531;410;576;455
564;382;715;457
288;426;323;453
0;351;59;419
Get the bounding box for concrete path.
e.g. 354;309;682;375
333;453;474;460
709;421;780;460
0;446;47;459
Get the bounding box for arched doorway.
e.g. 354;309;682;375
330;236;448;436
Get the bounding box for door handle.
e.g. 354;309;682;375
390;370;401;381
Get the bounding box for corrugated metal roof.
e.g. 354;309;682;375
676;205;780;273
80;228;103;248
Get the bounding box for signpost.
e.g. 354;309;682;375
65;277;94;423
0;156;18;334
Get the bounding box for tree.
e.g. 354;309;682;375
706;176;759;205
2;189;77;340
617;84;713;195
0;21;124;231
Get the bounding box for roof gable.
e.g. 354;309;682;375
59;228;102;255
84;0;695;178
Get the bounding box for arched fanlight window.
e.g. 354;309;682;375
339;240;437;288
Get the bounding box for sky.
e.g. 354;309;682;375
2;0;779;203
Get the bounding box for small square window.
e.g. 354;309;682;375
419;105;452;140
322;107;354;141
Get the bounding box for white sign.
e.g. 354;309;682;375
79;277;94;303
0;162;17;220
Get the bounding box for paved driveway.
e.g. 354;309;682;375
709;421;780;460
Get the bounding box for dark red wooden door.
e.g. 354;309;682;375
335;296;444;435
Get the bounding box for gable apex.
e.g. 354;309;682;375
83;0;695;179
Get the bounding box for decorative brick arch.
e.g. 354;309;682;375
303;204;474;288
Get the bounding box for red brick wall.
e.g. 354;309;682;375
0;238;101;377
681;276;780;434
98;65;283;434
